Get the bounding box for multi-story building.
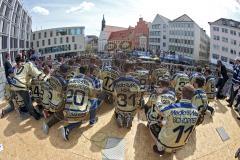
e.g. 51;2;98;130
98;15;127;52
132;17;149;50
149;14;170;53
85;35;98;53
209;18;240;69
108;27;134;51
31;26;85;60
0;0;31;99
0;0;31;65
107;17;149;51
169;14;210;62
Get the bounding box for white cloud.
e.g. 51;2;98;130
66;1;95;13
31;6;50;16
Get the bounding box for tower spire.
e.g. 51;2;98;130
101;14;106;31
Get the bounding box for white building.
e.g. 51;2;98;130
169;14;210;62
209;18;240;69
31;26;85;60
0;0;32;65
98;15;126;52
139;35;147;50
149;14;170;53
0;0;32;99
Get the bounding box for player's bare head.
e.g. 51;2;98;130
194;76;205;88
79;66;87;75
204;68;212;76
196;66;202;73
182;84;195;100
123;62;134;73
159;79;170;88
89;65;97;75
43;65;51;75
59;64;69;77
15;54;23;65
68;59;75;66
58;57;63;63
178;65;184;71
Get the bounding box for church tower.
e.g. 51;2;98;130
101;15;106;31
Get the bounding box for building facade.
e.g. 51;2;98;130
168;14;210;62
85;35;98;53
107;17;149;52
107;27;134;51
149;14;170;53
0;0;31;99
31;26;85;60
132;18;149;50
209;18;240;69
0;0;31;66
98;15;127;52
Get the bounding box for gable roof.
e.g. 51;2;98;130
152;14;170;24
108;28;134;41
172;14;194;22
103;25;127;32
209;18;240;29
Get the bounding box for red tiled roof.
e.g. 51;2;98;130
108;28;134;41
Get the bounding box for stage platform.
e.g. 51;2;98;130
0;99;239;160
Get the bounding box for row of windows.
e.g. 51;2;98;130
170;23;194;28
213;35;239;45
169;45;194;54
152;24;167;29
149;31;161;36
213;26;240;37
212;44;240;54
39;44;80;55
212;54;237;63
1;35;29;49
35;36;76;47
169;30;194;37
169;38;194;45
149;38;161;43
33;28;84;40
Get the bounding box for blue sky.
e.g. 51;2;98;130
23;0;240;36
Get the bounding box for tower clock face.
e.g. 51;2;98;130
105;42;117;51
120;41;131;50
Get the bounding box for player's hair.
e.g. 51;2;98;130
68;59;75;66
89;65;96;75
43;65;50;75
58;57;63;63
15;55;22;64
123;62;133;73
205;68;212;75
195;76;205;88
79;66;87;74
182;84;195;100
178;65;184;71
196;66;202;73
159;79;170;88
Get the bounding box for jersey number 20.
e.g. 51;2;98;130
66;89;85;106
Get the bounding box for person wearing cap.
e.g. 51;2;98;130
216;60;229;99
226;58;240;107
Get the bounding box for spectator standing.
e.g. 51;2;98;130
227;58;240;107
216;60;229;99
4;53;12;84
